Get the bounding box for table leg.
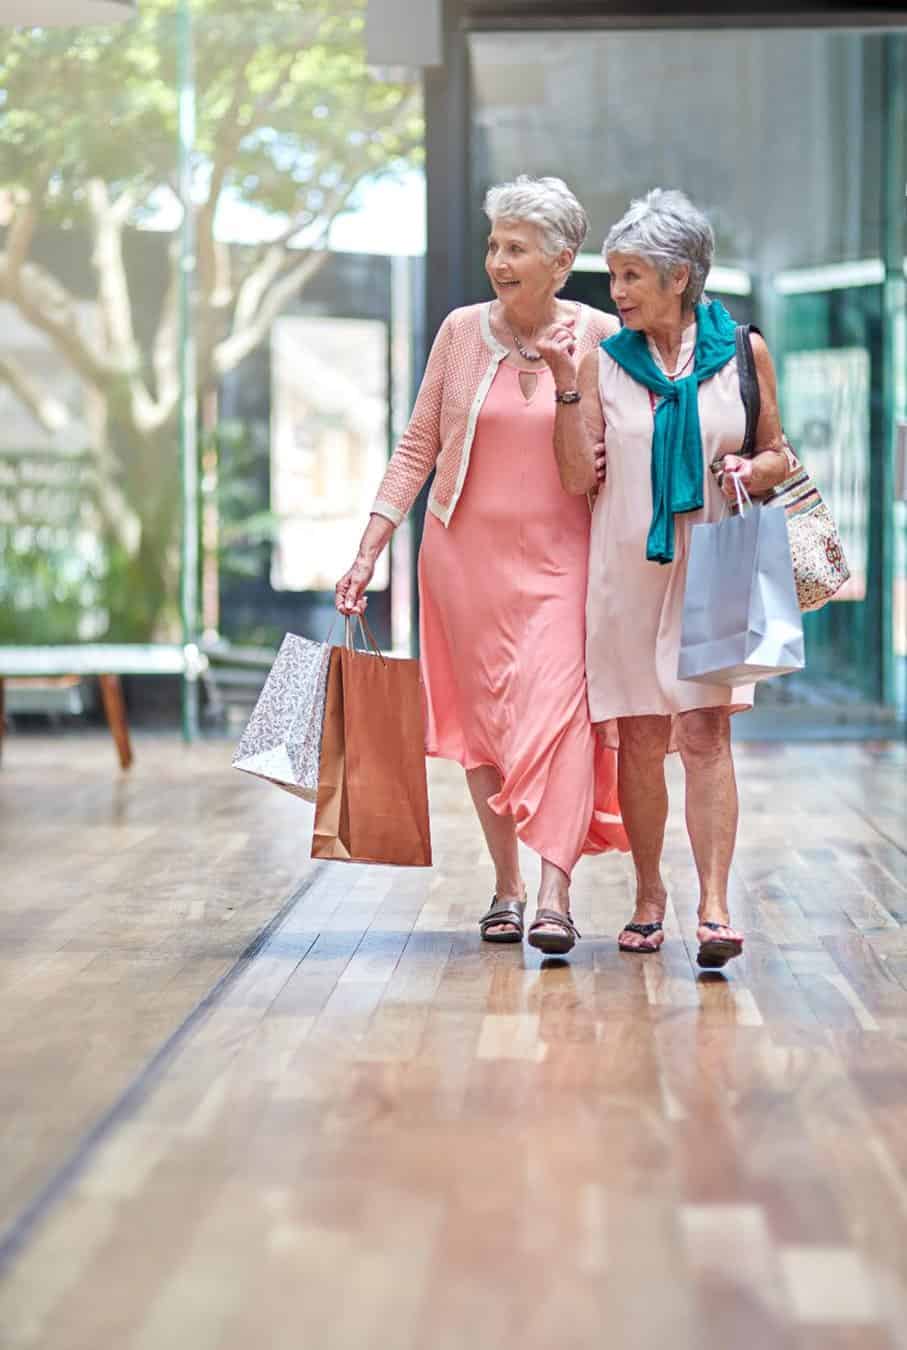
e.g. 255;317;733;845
98;674;134;770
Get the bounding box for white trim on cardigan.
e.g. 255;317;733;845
374;300;595;531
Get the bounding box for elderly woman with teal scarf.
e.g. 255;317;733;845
541;188;791;968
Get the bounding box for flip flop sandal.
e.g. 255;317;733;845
479;895;526;944
527;908;581;956
618;920;664;953
696;921;744;969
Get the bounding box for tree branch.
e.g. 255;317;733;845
230;245;287;334
86;178;166;436
0;189;118;390
197;52;257;310
197;44;300;313
0;254;111;390
213;248;330;376
87;180;139;361
6;190;38;277
151;241;180;406
0;354;70;433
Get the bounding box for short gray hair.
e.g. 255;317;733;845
483;175;589;260
604;188;714;310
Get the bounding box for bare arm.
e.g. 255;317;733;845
552;349;602;495
720;333;791;497
334;315;452;613
335;513;395;616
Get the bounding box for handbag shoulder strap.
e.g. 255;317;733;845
735;323;762;457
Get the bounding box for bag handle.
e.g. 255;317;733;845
735;323;762;458
343;614;387;665
731;472;753;514
719;469;754;520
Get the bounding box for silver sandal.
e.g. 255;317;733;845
527;908;581;956
479;895;526;944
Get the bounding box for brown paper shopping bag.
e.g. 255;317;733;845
311;625;432;867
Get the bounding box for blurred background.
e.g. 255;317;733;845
0;0;905;741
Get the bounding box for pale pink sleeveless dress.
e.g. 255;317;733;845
587;319;755;749
418;361;628;874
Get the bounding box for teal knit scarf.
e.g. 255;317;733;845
602;298;737;564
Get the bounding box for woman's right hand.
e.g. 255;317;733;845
536;316;578;389
335;555;374;615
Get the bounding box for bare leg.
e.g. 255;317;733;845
466;765;524;936
675;708;742;944
615;715;671;950
531;856;572;937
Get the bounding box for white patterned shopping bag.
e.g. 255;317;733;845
232;632;332;802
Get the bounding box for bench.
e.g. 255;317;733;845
0;644;209;769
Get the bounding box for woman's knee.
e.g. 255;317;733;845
617;715;671;766
676;709;731;767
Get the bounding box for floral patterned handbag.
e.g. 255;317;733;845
717;324;850;613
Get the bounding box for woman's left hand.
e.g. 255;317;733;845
718;454;754;500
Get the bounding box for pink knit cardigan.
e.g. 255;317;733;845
372;301;614;528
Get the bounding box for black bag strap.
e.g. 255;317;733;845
735;323;762;457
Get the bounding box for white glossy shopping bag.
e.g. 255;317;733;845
678;485;805;688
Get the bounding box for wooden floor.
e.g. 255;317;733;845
1;731;906;1349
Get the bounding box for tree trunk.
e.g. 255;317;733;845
100;419;183;642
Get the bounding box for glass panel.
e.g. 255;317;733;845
774;286;883;704
471;28;883;275
0;2;422;653
269;314;390;595
0;11;189;644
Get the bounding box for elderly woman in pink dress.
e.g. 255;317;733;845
336;175;627;955
547;188;792;968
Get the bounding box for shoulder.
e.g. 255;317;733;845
749;330;771;362
428;303;491;354
579;305;619;345
424;305;487;362
748;330;779;386
442;302;488;334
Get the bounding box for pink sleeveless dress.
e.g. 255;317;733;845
418;361;628;875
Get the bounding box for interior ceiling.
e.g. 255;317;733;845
464;0;907;25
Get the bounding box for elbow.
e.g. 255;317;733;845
554;455;591;496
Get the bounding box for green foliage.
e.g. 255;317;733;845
0;1;422;642
0;450;107;642
209;419;276;582
0;0;422;225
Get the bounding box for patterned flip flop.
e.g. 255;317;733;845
618;920;664;954
696;921;744;969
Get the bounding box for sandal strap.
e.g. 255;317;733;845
529;908;581;939
480;897;525;931
621;921;663;938
700;921;736;934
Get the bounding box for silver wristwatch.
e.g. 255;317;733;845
554;389;582;404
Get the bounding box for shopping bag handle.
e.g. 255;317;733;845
343;614;387;664
722;471;754;519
